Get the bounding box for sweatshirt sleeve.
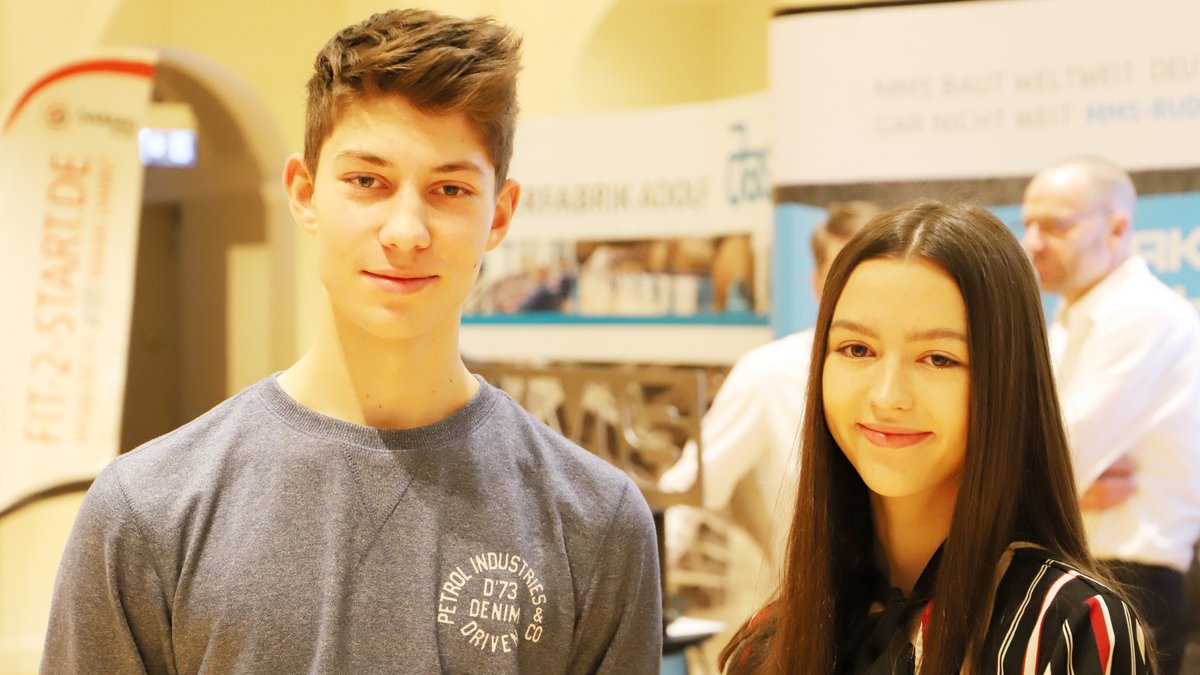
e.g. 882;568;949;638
567;481;662;675
41;466;175;674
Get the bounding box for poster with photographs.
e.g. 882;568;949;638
467;234;756;318
465;94;770;324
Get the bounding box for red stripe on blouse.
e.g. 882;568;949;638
1086;595;1113;672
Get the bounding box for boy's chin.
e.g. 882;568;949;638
347;310;460;344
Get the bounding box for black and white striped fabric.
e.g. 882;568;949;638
974;543;1150;674
728;543;1150;674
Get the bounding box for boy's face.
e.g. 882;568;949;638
285;95;518;342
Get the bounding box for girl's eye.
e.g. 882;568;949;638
350;176;377;189
840;343;871;358
927;354;959;368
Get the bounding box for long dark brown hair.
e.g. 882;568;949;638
720;201;1109;674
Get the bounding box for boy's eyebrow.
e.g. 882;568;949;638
336;150;391;167
433;160;485;175
830;319;967;343
333;152;484;177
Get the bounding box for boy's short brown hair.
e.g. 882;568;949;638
304;9;523;184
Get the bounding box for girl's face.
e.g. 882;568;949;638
822;257;971;508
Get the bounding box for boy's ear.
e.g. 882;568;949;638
485;178;520;251
284;153;318;234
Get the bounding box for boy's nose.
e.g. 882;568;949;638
380;188;432;250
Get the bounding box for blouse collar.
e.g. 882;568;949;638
838;544;945;675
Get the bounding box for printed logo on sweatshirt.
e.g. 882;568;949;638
437;551;549;653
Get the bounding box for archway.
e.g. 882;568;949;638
0;46;294;669
121;47;295;449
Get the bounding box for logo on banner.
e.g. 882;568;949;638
39;101;137;137
725;122;768;206
1135;227;1200;275
44;103;70;130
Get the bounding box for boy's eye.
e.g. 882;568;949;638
439;184;470;197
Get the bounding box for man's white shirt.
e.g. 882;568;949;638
660;329;812;569
1050;255;1200;572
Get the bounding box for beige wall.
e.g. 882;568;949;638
0;0;771;670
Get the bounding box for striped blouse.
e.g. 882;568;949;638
727;543;1150;674
971;543;1149;674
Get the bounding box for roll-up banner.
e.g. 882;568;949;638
770;0;1200;334
0;50;157;513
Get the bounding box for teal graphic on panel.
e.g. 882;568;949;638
771;195;1200;339
994;196;1200;320
1133;193;1200;308
772;204;826;338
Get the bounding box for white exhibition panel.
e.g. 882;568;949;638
461;323;774;366
0;50;156;513
507;92;771;241
770;0;1200;184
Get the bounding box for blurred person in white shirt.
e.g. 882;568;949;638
661;201;879;579
1022;155;1200;675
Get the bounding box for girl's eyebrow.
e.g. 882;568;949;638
908;328;968;343
830;319;878;339
830;319;966;343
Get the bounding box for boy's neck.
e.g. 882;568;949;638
278;310;479;430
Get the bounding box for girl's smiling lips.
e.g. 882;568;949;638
856;422;933;448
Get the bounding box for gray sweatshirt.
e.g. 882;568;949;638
41;375;662;674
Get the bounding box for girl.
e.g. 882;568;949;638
721;202;1151;674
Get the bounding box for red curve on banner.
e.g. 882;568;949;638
2;59;156;134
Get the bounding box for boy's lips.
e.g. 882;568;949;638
856;422;933;449
362;270;437;294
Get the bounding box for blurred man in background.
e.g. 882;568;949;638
661;201;880;575
1022;156;1200;675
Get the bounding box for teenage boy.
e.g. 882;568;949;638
42;9;662;674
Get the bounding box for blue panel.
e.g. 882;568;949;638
662;652;688;675
988;195;1200;323
988;203;1057;324
461;312;769;326
766;193;1200;340
1133;193;1200;309
771;203;827;338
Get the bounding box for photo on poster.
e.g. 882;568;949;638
465;233;760;320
